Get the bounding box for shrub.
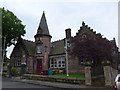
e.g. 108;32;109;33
11;67;17;76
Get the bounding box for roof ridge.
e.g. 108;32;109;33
78;21;105;37
52;38;65;43
23;39;34;43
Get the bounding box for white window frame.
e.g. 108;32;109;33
50;57;65;68
50;58;54;68
54;59;57;68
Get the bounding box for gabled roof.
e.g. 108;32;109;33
10;38;36;57
17;38;65;56
22;39;35;56
50;39;65;55
75;21;97;37
37;11;50;36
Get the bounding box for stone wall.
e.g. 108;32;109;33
27;56;34;73
111;67;118;83
16;67;21;74
22;74;85;85
103;66;118;86
35;36;51;71
85;66;91;85
68;56;84;74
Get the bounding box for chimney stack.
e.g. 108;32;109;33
65;28;71;39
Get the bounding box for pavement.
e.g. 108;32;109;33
2;77;53;88
9;77;113;89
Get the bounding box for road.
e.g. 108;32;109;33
2;77;62;89
2;77;114;90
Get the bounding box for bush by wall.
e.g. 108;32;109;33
11;67;18;76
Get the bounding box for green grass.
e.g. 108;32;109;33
52;74;85;78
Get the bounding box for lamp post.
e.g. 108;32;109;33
65;39;69;76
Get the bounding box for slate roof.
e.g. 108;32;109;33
37;12;50;35
22;39;35;55
22;39;65;56
50;39;65;55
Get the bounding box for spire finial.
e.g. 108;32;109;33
43;11;45;14
82;21;85;26
36;11;50;35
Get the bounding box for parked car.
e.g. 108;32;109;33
114;74;120;90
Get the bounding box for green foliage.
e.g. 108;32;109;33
11;67;17;76
53;74;85;78
2;7;26;49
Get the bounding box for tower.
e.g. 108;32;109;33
34;12;52;73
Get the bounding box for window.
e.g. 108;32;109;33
50;57;65;68
37;59;42;63
51;59;53;64
14;51;21;66
57;57;65;68
36;45;42;54
50;58;54;68
54;59;57;68
51;65;53;67
61;60;65;67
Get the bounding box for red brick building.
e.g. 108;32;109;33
10;12;119;75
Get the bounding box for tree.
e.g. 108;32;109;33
2;8;26;49
70;35;113;65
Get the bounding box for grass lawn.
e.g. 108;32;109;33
52;74;85;78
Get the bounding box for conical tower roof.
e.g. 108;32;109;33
35;11;51;38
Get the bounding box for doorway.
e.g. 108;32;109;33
36;59;42;73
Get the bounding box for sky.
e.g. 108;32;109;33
0;0;118;58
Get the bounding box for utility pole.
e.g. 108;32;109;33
1;36;6;75
65;38;69;76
